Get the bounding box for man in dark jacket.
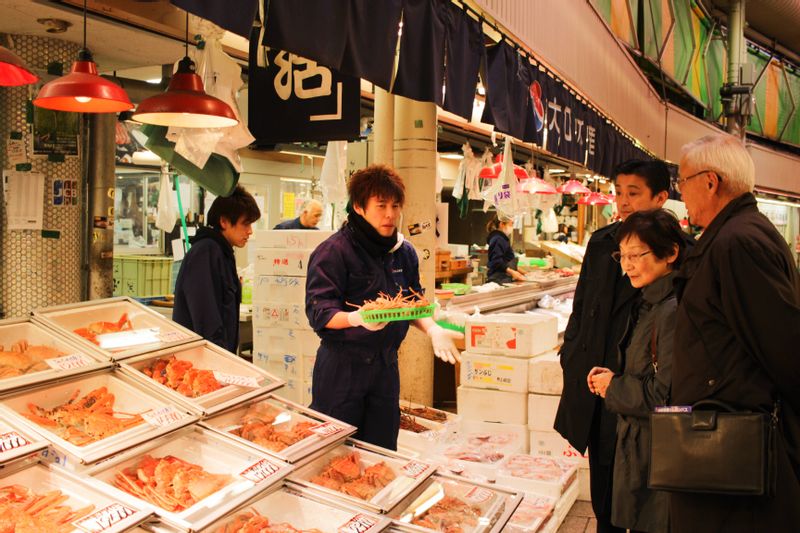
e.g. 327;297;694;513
173;186;261;353
274;199;323;230
670;133;800;532
554;159;673;533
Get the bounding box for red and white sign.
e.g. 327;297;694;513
0;431;31;453
239;458;282;484
464;486;494;504
212;371;260;388
337;513;380;533
141;406;183;427
72;503;137;532
44;353;93;371
400;460;431;479
309;422;348;438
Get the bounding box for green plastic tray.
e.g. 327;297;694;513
440;283;471;295
436;320;465;333
361;304;436;323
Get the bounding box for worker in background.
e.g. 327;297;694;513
486;214;526;283
173;186;261;353
274;198;323;230
305;164;461;450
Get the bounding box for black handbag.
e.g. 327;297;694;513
648;399;778;496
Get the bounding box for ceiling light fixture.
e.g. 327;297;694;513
0;44;38;86
33;0;132;113
557;179;591;195
132;11;238;128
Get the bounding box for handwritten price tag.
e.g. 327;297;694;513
239;458;282;484
337;513;380;533
44;353;93;371
0;431;31;454
142;406;183;427
400;460;431;479
72;503;137;533
212;371;260;388
464;486;494;504
157;330;191;343
309;421;348;438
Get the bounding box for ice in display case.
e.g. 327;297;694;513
119;341;285;417
200;394;356;464
84;425;294;532
0;316;110;395
0;461;151;532
200;482;392;532
288;439;437;514
387;472;522;533
0;369;197;466
32;297;201;361
0;417;49;467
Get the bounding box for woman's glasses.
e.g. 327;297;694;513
611;250;652;263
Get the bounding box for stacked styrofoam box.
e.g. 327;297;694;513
251;230;332;405
457;313;559;452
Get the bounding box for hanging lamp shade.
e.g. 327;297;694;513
513;166;529;180
0;45;38;86
578;191;613;205
132;57;238;128
33;50;132;113
530;177;558;194
557;179;591;195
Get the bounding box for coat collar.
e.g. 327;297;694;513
692;193;757;255
642;271;676;305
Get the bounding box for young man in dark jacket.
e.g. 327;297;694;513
554;160;675;533
173;186;260;353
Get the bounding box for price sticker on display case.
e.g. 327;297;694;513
309;421;348;438
44;353;94;371
337;513;381;533
0;431;31;454
157;330;192;344
142;406;183;427
239;457;283;484
212;371;260;388
400;460;433;479
464;486;494;505
72;503;137;533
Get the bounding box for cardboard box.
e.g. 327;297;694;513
528;393;561;431
251;229;334;250
528;351;563;395
252;302;310;330
528;430;589;468
465;313;558;357
460;352;529;393
253;328;320;356
253;275;306;303
254;248;314;277
457;386;527;425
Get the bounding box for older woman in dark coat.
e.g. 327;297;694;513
589;210;687;533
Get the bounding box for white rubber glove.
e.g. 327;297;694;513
428;325;462;364
347;310;388;331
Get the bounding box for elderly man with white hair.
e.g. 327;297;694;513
669;133;800;531
274;199;324;230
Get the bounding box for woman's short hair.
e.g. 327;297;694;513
616;209;686;268
348;164;405;209
207;185;261;228
486;214;512;233
680;134;755;197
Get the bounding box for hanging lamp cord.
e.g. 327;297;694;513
185;11;189;58
83;0;87;50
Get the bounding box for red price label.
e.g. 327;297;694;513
400;460;431;479
464;486;494;504
239;458;282;484
0;431;31;453
337;513;380;533
73;503;137;532
309;422;347;438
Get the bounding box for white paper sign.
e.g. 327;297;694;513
2;170;44;230
157;330;191;343
7;139;26;166
72;503;137;533
309;421;348;438
239;458;282;484
464;486;494;504
337;513;381;533
142;406;184;427
399;460;432;480
0;431;31;454
212;371;260;388
44;353;93;371
96;327;161;350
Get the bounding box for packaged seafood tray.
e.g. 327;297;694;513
430;423;527;482
287;438;437;514
200;394;355;464
495;454;579;499
0;316;110;395
83;425;294;532
387;472;522;533
118;341;285;417
0;416;49;467
200;482;392;532
0;460;151;532
0;369;197;466
397;414;444;453
502;494;557;533
32;297;201;361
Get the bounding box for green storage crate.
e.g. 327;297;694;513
114;255;173;297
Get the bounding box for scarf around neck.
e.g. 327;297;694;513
348;211;400;257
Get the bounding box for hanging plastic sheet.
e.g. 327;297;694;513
155;165;178;233
319;141;348;205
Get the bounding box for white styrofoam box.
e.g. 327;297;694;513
255;248;314;276
253;302;310;330
397;416;443;453
527;350;563;394
252;351;299;379
528;430;589;468
528;393;561;432
301;379;313;407
303;354;316;382
460;351;529;393
254;328;320;357
457;386;527;425
503;493;557;533
496;454;578;499
552;478;580;527
457;419;529;453
577;467;590;501
252;229;334;250
465;313;558;357
253;274;306;303
276;377;303;405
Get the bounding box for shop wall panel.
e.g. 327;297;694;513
0;35;83;319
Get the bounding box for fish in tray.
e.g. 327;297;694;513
0;340;64;378
142;356;223;398
23;386;144;446
411;495;481;531
400;405;448;423
114;454;233;512
230;402;316;452
73;313;133;345
216;509;323;533
0;484;95;532
310;451;396;500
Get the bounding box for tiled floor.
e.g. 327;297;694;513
557;501;597;533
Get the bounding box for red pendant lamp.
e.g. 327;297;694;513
578;191;613;205
33;0;132;113
132;12;238;129
0;45;38;86
557;179;591;195
479;154;529;180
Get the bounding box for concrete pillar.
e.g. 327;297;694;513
393;95;438;406
87;113;117;299
373;87;394;165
